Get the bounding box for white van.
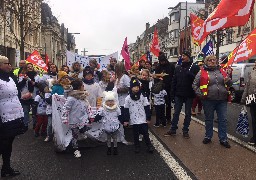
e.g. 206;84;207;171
230;63;255;102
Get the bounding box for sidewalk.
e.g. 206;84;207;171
149;113;256;180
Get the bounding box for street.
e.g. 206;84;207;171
1;102;256;180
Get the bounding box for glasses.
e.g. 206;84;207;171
207;59;217;62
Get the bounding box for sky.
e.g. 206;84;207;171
47;0;196;57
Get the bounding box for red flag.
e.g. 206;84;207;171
150;28;160;57
225;28;256;67
135;54;147;66
195;0;255;44
190;13;204;45
121;37;131;71
26;50;48;72
45;54;50;65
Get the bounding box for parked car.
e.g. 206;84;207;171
230;63;255;102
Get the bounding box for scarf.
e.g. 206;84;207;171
129;90;141;101
0;69;10;82
82;78;94;85
48;71;57;76
26;71;37;81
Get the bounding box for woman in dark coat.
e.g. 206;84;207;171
0;55;24;177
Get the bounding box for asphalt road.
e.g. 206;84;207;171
2;126;179;180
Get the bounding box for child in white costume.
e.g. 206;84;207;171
95;91;121;155
61;79;91;158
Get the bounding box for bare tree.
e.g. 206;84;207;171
0;0;41;59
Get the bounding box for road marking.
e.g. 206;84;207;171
181;111;256;153
149;131;193;180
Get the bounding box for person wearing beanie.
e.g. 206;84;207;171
82;66;102;107
50;71;68;96
123;77;154;154
94;91;121;155
164;50;200;139
154;52;175;124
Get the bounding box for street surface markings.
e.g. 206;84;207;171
181;111;256;153
149;131;193;180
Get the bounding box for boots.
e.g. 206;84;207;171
1;167;20;177
107;147;111;155
113;147;118;155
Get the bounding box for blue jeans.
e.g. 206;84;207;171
22;104;30;127
170;96;193;132
202;100;228;142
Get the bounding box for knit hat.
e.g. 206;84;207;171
103;91;116;102
182;50;191;59
58;71;68;80
83;66;94;77
130;78;140;89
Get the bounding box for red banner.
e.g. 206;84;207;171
190;13;204;45
195;0;255;45
26;50;48;72
226;28;256;67
150;28;160;57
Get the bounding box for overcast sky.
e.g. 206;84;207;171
47;0;196;56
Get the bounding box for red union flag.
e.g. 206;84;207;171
226;28;256;67
195;0;255;44
150;28;160;57
190;13;204;45
26;50;48;72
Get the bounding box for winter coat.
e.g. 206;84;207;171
193;65;232;101
61;90;90;128
171;62;200;99
155;62;175;91
0;71;24;138
241;68;256;105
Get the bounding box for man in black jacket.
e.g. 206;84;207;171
154;52;175;124
164;50;200;138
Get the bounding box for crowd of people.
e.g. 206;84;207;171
1;51;256;177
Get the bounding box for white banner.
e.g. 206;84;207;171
66;51;118;71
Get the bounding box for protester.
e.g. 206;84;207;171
164;50;199;138
69;61;83;79
17;63;35;131
13;60;26;81
61;65;70;74
123;78;153;153
107;57;117;75
98;69;115;92
0;55;24;177
89;59;101;82
82;66;102;107
152;78;167;127
241;61;256;145
138;59;145;71
115;62;130;124
154;52;175;124
129;64;140;78
193;55;232;148
61;79;91;158
33;82;48;137
40;63;58;90
95;91;121;155
138;69;151;100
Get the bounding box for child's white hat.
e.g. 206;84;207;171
103;91;116;102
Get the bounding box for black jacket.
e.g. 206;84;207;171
171;62;200;99
155;62;175;91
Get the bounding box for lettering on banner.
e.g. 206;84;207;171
236;0;253;16
233;41;252;63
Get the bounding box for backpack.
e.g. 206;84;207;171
151;81;163;94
